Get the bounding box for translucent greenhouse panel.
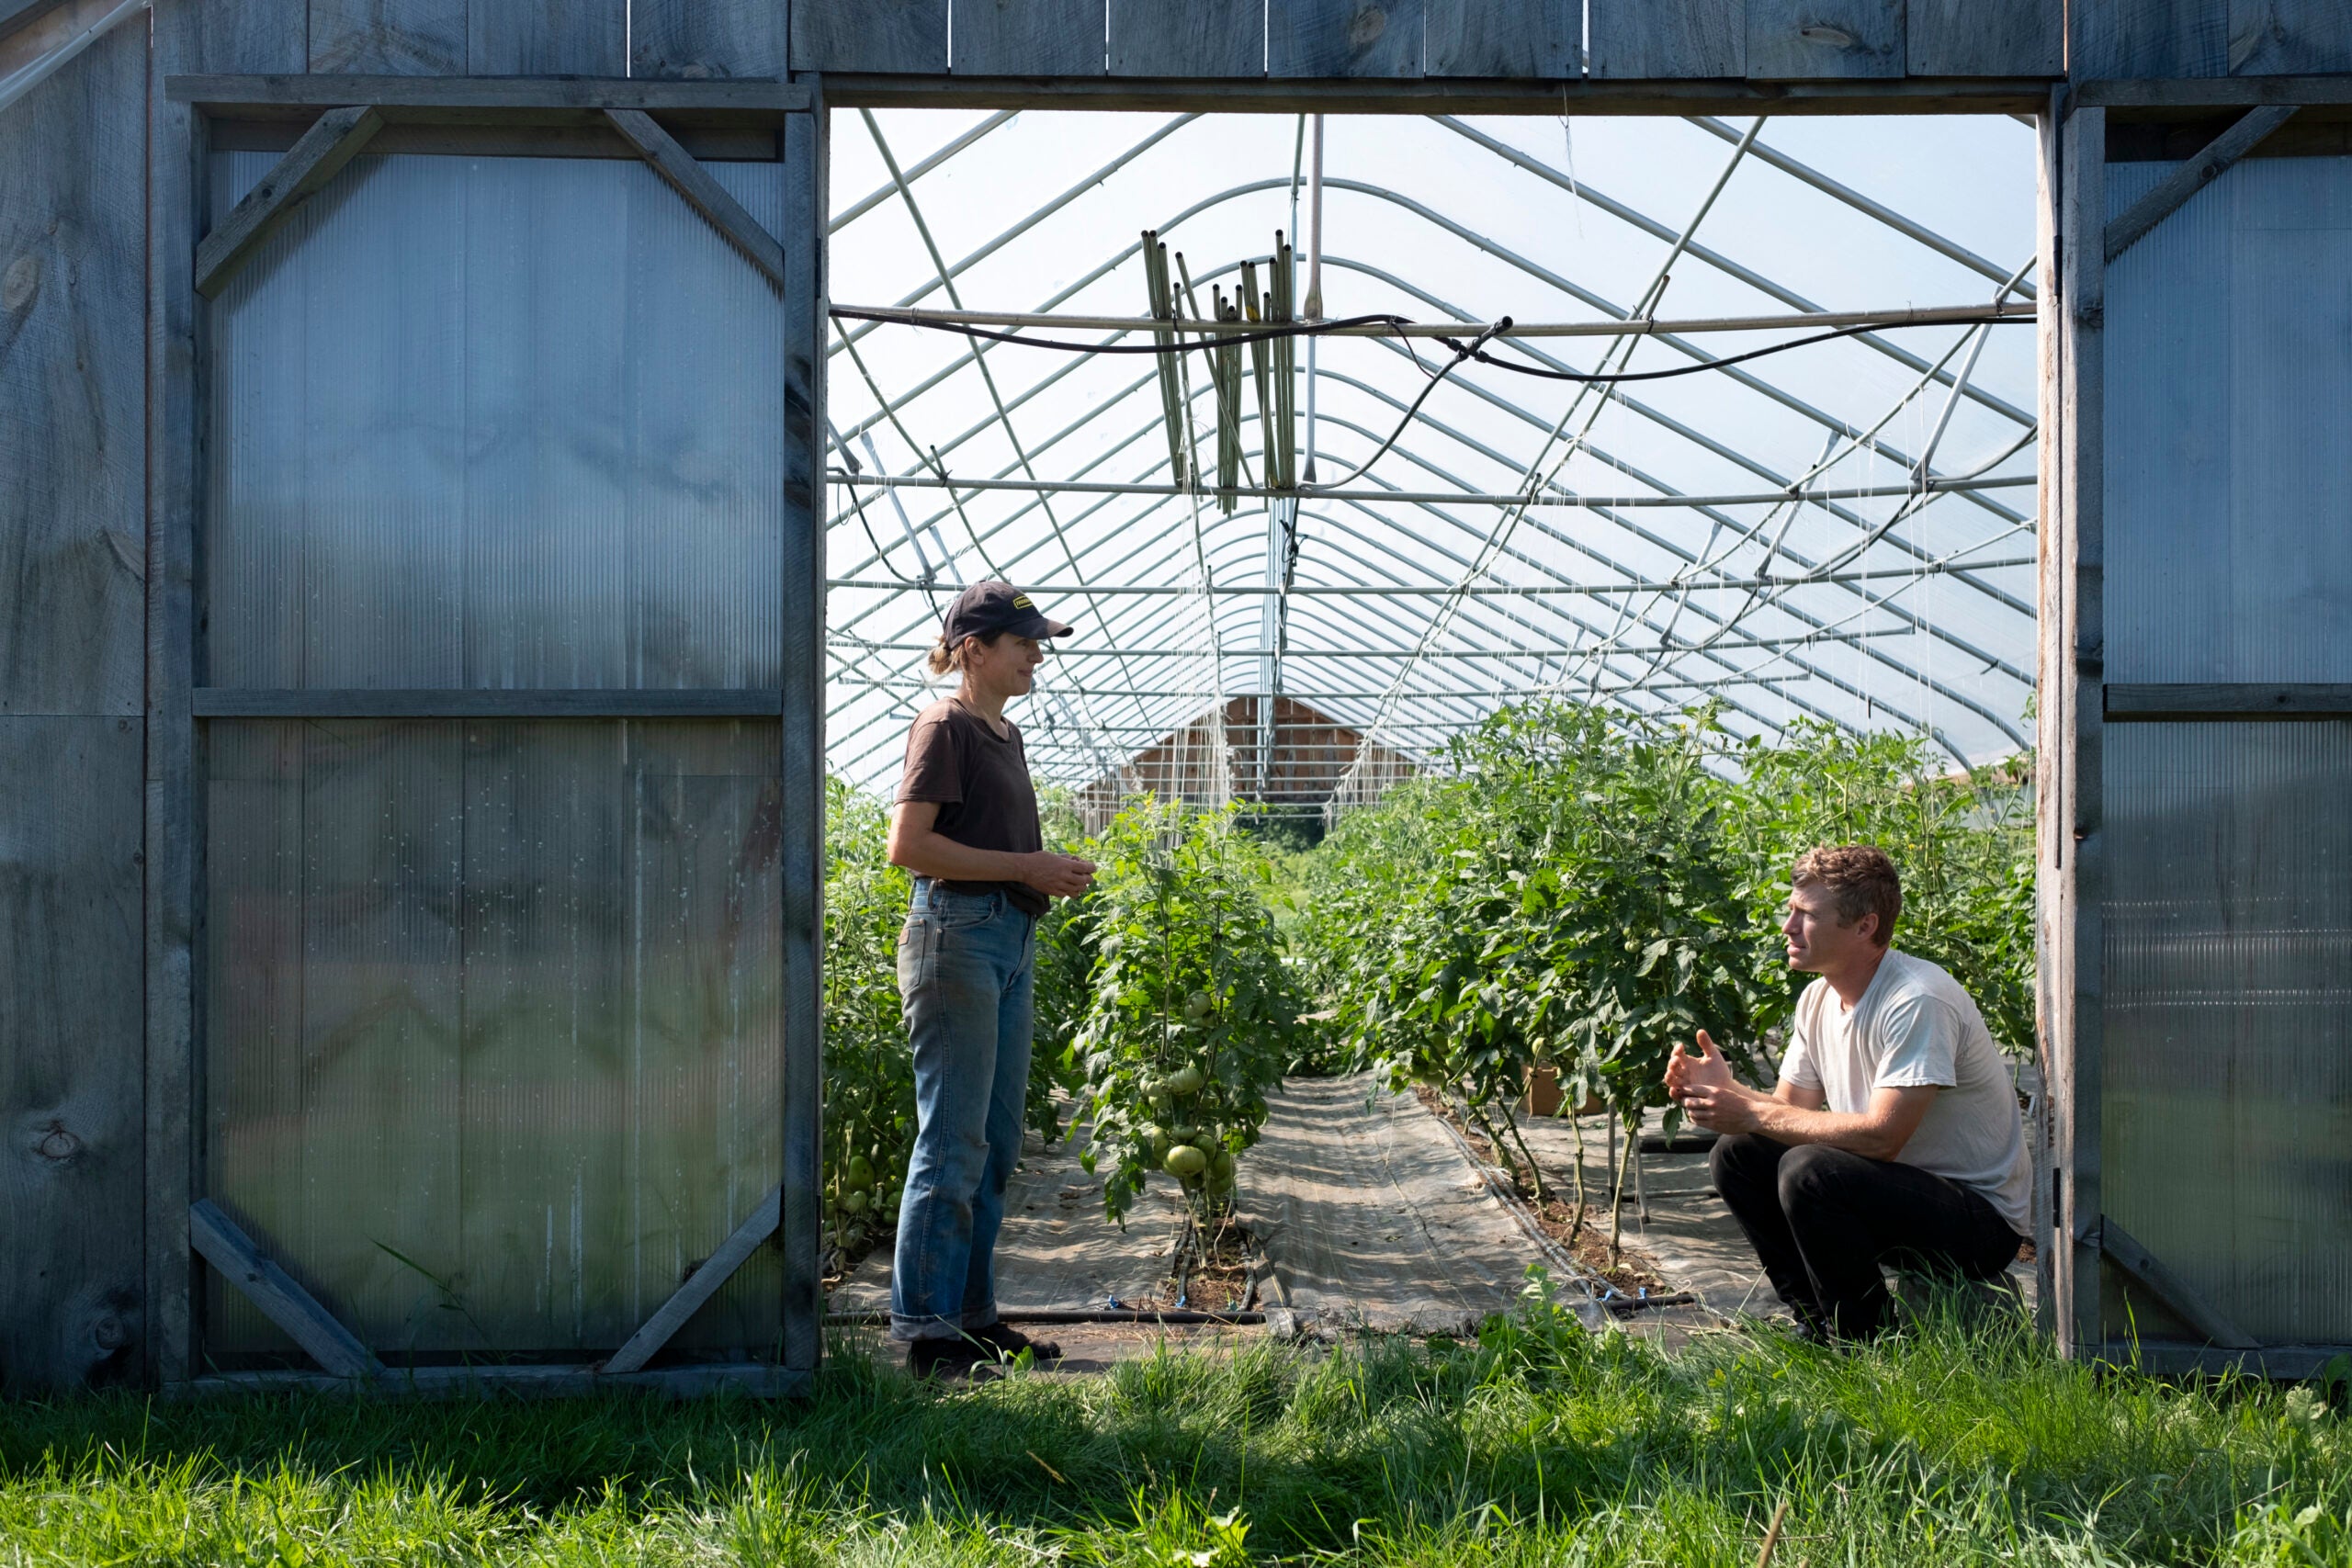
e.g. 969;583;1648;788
2102;722;2352;1347
206;720;784;1359
2105;156;2352;684
204;152;785;691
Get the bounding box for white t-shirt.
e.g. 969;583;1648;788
1779;949;2032;1235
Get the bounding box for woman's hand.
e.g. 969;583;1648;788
1022;852;1097;899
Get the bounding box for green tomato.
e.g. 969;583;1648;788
1182;989;1213;1020
845;1154;876;1188
1209;1147;1236;1182
1167;1065;1206;1096
1162;1145;1209;1179
840;1189;870;1215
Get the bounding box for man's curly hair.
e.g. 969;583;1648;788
1792;844;1902;948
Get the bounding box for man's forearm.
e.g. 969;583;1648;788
1742;1100;1909;1161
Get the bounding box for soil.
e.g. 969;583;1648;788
1414;1087;1668;1299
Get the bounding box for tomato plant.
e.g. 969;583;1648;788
1069;799;1307;1224
821;780;916;1261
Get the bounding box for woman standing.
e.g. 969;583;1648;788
886;581;1097;1376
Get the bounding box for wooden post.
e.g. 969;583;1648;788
2051;99;2106;1362
144;83;205;1394
778;88;830;1376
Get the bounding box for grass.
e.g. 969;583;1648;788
3;1281;2347;1567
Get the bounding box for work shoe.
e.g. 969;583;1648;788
970;1322;1063;1362
909;1337;980;1379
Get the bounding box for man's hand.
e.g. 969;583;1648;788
1678;1077;1763;1134
1021;852;1096;899
1664;1029;1736;1100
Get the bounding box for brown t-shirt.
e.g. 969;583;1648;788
895;698;1046;916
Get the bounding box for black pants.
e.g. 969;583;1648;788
1707;1134;2023;1338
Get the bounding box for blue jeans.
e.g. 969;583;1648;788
890;878;1035;1341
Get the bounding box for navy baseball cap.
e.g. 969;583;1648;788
942;581;1073;645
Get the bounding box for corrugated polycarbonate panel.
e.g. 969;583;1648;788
2102;722;2352;1347
2106;156;2352;683
205;152;786;690
205;720;784;1358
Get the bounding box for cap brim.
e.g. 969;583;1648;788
1007;611;1075;639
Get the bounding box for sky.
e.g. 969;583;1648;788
823;108;2041;794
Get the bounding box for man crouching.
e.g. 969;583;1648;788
1668;845;2030;1341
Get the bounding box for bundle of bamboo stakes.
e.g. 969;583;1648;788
1141;230;1300;515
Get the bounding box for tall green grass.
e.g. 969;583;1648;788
4;1292;2345;1566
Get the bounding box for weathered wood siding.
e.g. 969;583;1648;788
793;0;950;73
1747;0;1903;79
1908;0;2062;76
1424;0;1574;76
0;17;150;1396
309;0;469;73
1108;0;1261;74
953;0;1107;74
1269;0;1423;77
1589;0;1745;78
0;717;146;1392
0;25;145;716
632;0;789;79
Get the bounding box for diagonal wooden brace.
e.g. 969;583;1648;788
194;105;384;298
601;1183;784;1375
2099;1217;2258;1349
188;1199;385;1379
605;108;786;289
2104;105;2298;265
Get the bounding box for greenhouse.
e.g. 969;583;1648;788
2;0;2349;1561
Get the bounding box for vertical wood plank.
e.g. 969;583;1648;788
469;0;628;74
2072;0;2228;78
1747;0;1902;78
1108;0;1261;75
2229;0;2352;73
1425;0;1574;77
1907;0;2063;75
1269;0;1421;76
145;67;206;1392
0;719;145;1393
0;15;149;1398
154;0;307;72
778;102;827;1375
307;0;467;73
790;0;949;73
1589;0;1743;78
631;0;788;78
952;0;1106;74
2054;102;2107;1363
0;18;147;717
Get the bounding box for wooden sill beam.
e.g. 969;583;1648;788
602;1184;784;1375
188;1201;385;1381
194;105;383;299
167;74;812;118
605;108;786;289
